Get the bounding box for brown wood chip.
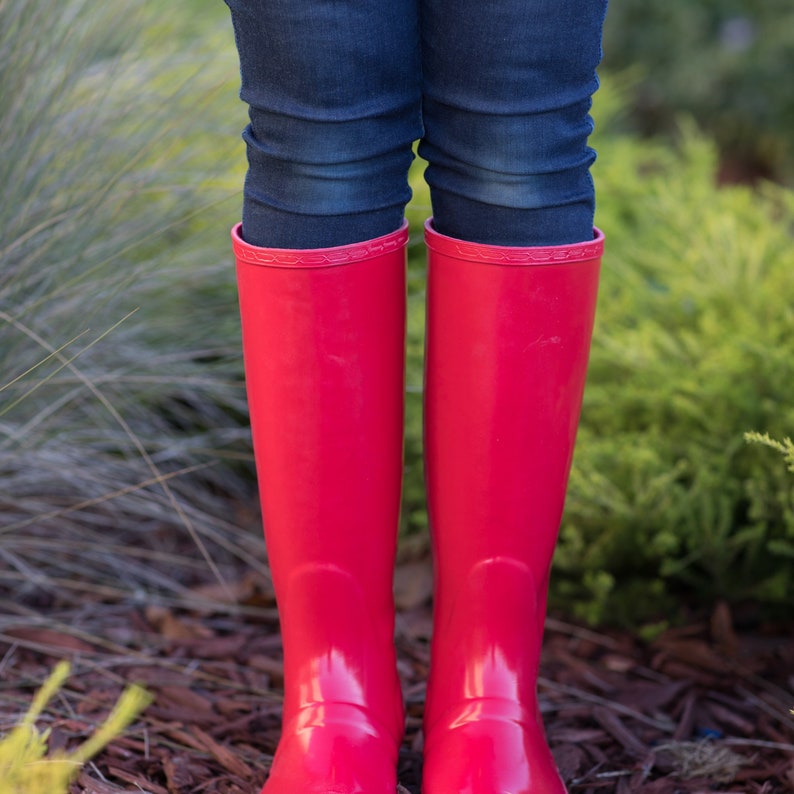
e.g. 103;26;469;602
3;567;790;794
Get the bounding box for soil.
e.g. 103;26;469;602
1;561;792;794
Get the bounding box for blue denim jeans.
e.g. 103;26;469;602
225;0;608;248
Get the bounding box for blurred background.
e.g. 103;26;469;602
2;0;793;633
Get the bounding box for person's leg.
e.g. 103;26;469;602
418;2;607;791
419;0;607;247
225;0;422;248
233;223;409;794
224;3;420;792
421;224;603;794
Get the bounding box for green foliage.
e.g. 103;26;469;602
378;80;794;628
3;0;793;629
549;92;794;625
745;432;794;474
602;0;794;181
0;662;151;794
402;161;432;535
0;662;150;794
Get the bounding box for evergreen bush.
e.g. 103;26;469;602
3;0;792;629
602;0;794;182
403;82;794;627
552;101;794;626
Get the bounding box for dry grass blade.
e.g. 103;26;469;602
1;0;259;620
1;310;231;596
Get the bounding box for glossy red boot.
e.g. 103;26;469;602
422;220;604;794
232;222;409;794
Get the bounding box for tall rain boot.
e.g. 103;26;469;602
231;221;409;794
421;219;604;794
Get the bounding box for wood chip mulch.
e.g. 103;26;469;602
1;563;792;794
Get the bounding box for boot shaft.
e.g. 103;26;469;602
423;219;603;724
232;222;409;762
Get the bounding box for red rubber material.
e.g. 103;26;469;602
232;221;408;794
422;219;603;794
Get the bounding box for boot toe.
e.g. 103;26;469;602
423;711;566;794
262;704;400;794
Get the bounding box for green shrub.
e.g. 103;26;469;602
397;80;794;628
0;663;150;794
549;96;794;625
3;0;792;631
746;432;794;474
602;0;794;182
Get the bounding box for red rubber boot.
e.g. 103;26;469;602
422;220;604;794
232;222;408;794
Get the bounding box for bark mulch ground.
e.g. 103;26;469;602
1;563;792;794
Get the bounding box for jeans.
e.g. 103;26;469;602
225;0;608;248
